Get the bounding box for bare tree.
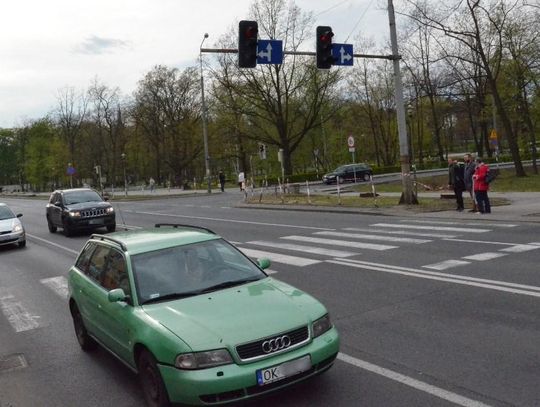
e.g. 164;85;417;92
55;87;88;166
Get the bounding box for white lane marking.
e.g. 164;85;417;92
125;210;335;231
500;244;540;253
372;223;490;233
26;234;79;255
531;242;540;246
40;276;69;299
401;219;517;228
282;236;397;251
337;353;492;407
337;258;540;292
423;260;470;270
0;290;41;332
345;227;455;239
462;253;508;261
237;247;320;267
315;231;430;244
265;269;279;275
220;207;232;209
328;260;540;297
247;240;357;258
444;238;515;246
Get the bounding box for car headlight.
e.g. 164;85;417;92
13;223;23;233
69;211;81;217
175;349;233;370
312;314;332;338
106;207;114;214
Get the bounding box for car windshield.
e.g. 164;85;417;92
0;206;15;220
131;239;266;304
63;190;102;205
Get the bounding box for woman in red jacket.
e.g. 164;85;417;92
473;158;491;214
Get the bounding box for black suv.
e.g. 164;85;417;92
322;163;372;184
46;188;116;236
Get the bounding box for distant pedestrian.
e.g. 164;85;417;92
448;158;465;211
149;177;155;193
218;171;226;192
463;153;477;212
473;158;491;214
238;172;245;191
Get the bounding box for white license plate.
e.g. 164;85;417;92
256;355;311;386
88;219;103;225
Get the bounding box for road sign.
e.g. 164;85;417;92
347;135;355;148
67;165;76;176
332;44;353;66
257;40;283;64
348;147;355;153
490;129;498;140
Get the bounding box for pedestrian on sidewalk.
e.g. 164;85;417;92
218;171;226;192
238;171;245;191
448;158;465;211
463;153;477;212
473;158;491;214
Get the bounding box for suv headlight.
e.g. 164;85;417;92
175;349;233;370
106;207;114;214
69;211;81;217
313;314;332;338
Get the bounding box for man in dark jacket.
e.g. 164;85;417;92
463;153;477;212
448;158;465;211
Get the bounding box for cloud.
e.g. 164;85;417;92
74;35;130;55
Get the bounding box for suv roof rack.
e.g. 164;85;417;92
154;223;216;235
91;234;127;251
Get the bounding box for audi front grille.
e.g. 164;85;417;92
235;325;309;361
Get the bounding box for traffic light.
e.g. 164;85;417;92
238;20;258;68
316;26;334;69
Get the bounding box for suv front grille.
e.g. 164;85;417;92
236;326;309;361
80;208;107;218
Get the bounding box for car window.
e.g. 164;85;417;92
131;239;265;304
63;190;103;205
101;249;130;295
0;206;15;220
76;242;97;274
87;245;110;284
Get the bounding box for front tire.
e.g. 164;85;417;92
106;223;116;233
138;350;170;407
71;305;97;352
47;218;57;233
63;220;72;237
18;240;26;248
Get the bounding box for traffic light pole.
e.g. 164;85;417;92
201;48;393;60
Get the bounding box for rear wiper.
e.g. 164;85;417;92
141;292;198;305
198;278;261;294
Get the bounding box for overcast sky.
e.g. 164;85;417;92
0;0;390;129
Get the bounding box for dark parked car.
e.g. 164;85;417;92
322;163;372;184
46;188;116;236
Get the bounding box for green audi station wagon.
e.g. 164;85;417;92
68;224;339;406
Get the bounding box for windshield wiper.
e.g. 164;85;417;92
198;277;261;294
142;292;199;305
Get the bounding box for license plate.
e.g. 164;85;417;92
88;219;104;225
256;355;311;386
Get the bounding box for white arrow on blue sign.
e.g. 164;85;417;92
257;40;283;64
332;43;353;66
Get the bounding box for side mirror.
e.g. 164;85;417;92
54;201;62;207
258;258;271;270
16;213;23;218
103;195;109;201
108;288;127;303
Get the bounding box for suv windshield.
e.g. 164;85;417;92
63;190;103;205
0;206;15;220
132;239;266;304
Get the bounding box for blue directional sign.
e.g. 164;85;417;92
332;43;353;66
257;40;283;64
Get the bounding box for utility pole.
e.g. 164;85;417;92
200;33;212;194
388;0;417;204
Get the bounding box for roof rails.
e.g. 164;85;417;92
90;234;128;251
154;223;216;235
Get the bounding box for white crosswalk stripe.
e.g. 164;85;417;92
0;289;41;333
344;227;455;239
423;260;470;270
237;247;321;267
500;244;540;253
281;235;397;251
314;231;431;244
402;219;517;228
40;276;69;299
246;240;357;258
462;252;508;261
371;223;491;233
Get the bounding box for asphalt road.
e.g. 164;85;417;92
0;192;539;407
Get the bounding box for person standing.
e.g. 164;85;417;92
473;158;491;214
237;171;245;191
448;158;465;211
218;171;226;192
463;153;477;212
149;177;155;193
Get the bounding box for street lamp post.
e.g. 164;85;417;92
200;33;212;193
121;153;127;197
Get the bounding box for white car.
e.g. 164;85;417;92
0;203;26;248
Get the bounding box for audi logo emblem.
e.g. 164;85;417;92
262;335;292;354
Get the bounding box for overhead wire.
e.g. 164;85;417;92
345;0;376;42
